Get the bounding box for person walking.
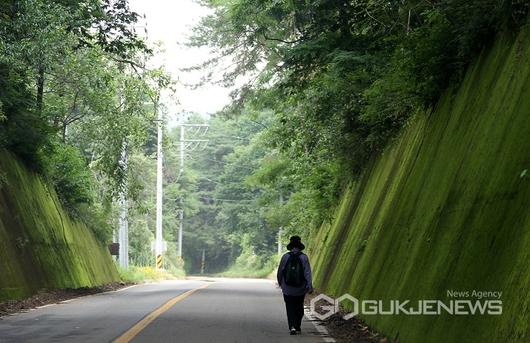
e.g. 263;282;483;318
277;235;313;335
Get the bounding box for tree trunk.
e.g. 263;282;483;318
36;65;45;114
62;120;68;143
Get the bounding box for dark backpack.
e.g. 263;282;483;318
283;252;305;287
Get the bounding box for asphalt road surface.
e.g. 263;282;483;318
0;278;332;343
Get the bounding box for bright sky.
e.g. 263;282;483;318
129;0;231;124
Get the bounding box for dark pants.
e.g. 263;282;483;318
283;294;305;330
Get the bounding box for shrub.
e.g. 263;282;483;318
39;142;114;242
40;143;95;213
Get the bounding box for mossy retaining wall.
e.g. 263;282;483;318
309;28;530;343
0;150;119;301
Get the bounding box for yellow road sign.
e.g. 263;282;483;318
156;254;163;269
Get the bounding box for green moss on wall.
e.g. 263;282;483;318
310;28;530;343
0;151;119;301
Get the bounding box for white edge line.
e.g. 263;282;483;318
304;306;336;343
18;284;141;311
59;284;140;304
6;281;197;317
4;282;179;319
113;284;138;293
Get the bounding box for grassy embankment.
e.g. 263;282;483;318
218;258;278;279
0;151;119;301
309;28;530;343
117;265;185;283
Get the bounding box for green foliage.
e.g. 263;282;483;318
117;265;182;283
0;0;173;243
310;28;530;343
40;143;94;212
126;152;156;266
0;63;50;170
76;202;113;244
128;112;283;275
37;141;115;242
190;0;530;238
219;234;278;278
0;151;119;301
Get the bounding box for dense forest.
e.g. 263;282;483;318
176;0;530;273
0;0;172;242
1;0;529;275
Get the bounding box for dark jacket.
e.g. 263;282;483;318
277;248;313;296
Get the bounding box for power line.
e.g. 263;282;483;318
176;123;210;259
199;196;255;203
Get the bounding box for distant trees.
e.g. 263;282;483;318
3;0;528;269
189;0;530;237
167;114;273;274
123;111;281;274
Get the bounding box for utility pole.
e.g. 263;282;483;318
201;249;205;274
118;141;129;268
116;92;129;268
177;123;209;259
155;103;164;269
177;124;184;261
277;193;283;256
178;199;183;261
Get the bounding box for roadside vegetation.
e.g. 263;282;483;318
0;0;173;244
0;152;119;301
117;266;184;283
310;27;530;343
1;0;529;280
178;0;530;274
0;1;180;276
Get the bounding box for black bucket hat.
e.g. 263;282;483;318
287;235;305;251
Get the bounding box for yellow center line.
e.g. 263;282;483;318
113;283;210;343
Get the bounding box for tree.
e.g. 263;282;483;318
188;0;530;238
0;0;172;243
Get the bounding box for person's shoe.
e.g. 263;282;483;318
290;327;297;335
296;328;301;333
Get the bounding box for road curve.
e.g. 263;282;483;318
0;278;328;343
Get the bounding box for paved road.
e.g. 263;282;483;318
0;278;330;343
